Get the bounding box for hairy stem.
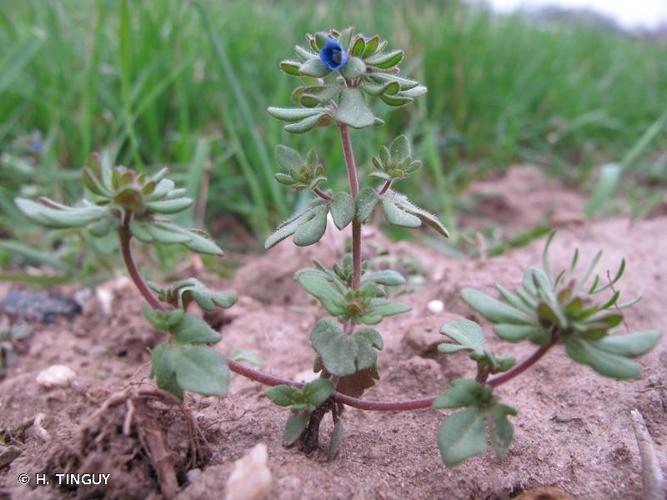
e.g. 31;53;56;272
339;124;361;290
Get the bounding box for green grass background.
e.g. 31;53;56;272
2;0;666;244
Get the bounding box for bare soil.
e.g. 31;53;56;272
1;167;665;499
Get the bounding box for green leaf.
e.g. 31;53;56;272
267;106;326;122
265;200;330;249
276;145;303;169
303;379;335;406
284;112;327;134
340;56;366;79
488;404;516;460
299;58;330;77
328;421;344;461
151;343;183;400
593;330;661;357
462;288;534;325
293;203;329;246
145;221;192;243
361;270;405;287
231;349;263;366
433;379;488;409
146;197;193;214
169;313;221;344
356;188;380;222
381;191;449;237
295;269;346;316
381;94;413;107
283;411;309;446
16;198;108;229
180;227;224;256
82;167;110;196
382;196;420;228
170;344;230;397
330;192;354;230
493;323;547;343
565;337;642;379
437;407;487;466
280;60;301;76
365;49;404;69
389;135;411;162
266;385;301;407
310;319;383;377
334;88;375;129
439;319;486;355
360;299;411;325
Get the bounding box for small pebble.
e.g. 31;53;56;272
294;369;320;383
427;299;444;314
225;443;272;500
186;468;202;483
96;288;114;315
36;365;76;389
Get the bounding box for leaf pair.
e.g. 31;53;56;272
264;194;354;249
266;379;335;446
434;379;516;466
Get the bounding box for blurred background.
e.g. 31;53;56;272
1;0;666;284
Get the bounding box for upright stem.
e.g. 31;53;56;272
339;124;361;290
119;214;164;311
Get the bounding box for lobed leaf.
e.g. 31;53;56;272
310;319;383;377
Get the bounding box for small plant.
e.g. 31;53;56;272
434;233;661;465
265;27;447;453
16;155;237;399
13;28;661;474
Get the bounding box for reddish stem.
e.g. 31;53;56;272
313;187;332;202
487;336;557;388
379;179;392;195
119;214;164;311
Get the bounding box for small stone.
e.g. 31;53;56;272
186;468;202;483
96;288;114;315
294;369;319;383
36;365;76;389
427;299;444;314
225;443;272;500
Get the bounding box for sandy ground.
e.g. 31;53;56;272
0;167;665;499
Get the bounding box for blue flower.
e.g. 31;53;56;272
319;38;348;71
